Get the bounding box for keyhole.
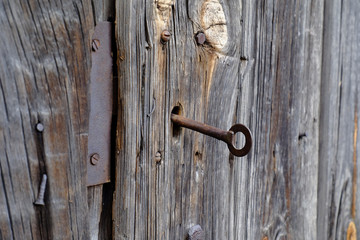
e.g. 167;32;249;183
171;106;182;137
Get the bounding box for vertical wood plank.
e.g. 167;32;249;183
318;1;360;239
243;1;323;239
0;0;93;239
114;0;324;239
1;0;358;239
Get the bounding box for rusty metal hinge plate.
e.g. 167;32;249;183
87;22;113;186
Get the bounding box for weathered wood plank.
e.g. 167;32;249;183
1;0;358;239
241;1;323;239
0;0;94;239
317;0;360;239
114;0;323;239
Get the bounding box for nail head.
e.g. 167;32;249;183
35;123;44;132
195;32;206;45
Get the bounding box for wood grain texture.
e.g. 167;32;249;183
114;0;324;239
317;0;360;239
0;0;359;239
0;0;93;239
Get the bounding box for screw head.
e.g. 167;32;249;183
92;39;100;51
195;32;206;45
90;153;100;165
35;123;44;132
161;30;171;44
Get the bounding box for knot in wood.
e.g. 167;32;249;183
200;0;228;50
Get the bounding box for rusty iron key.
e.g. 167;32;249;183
171;114;252;157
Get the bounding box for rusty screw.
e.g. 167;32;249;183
35;123;44;132
188;225;205;240
90;153;100;165
92;39;100;51
195;32;206;45
34;174;47;206
161;30;171;44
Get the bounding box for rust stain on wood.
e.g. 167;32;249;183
285;167;292;213
352;109;357;219
347;221;357;240
195;53;218;108
205;55;217;97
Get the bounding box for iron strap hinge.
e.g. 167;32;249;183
87;22;113;186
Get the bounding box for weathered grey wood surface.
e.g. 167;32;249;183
114;0;358;239
0;0;359;240
0;0;92;238
318;1;360;239
0;0;113;239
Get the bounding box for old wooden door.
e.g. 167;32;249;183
0;0;359;240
